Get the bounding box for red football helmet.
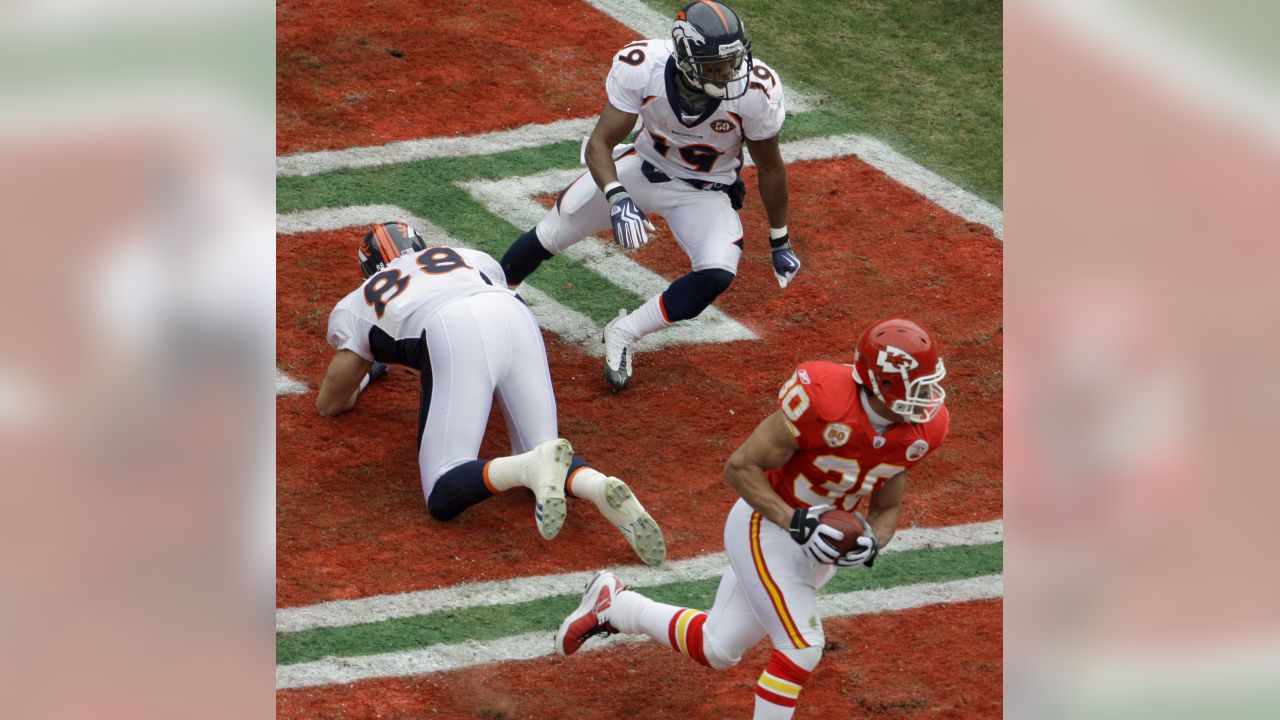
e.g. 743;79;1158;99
852;318;946;423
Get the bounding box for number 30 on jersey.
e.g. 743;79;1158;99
778;372;903;511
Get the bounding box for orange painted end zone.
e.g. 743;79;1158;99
276;155;1002;608
277;0;642;154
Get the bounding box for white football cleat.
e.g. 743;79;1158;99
603;309;634;392
600;476;666;567
555;570;622;657
526;438;573;540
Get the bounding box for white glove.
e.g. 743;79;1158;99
788;504;844;565
606;185;655;250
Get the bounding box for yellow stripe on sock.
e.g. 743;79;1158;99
758;672;802;698
673;609;697;657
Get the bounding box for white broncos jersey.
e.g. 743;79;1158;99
327;246;512;362
606;39;786;186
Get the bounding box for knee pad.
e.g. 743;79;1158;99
425;487;457;521
702;636;741;671
661;268;735;322
700;624;749;671
776;644;823;673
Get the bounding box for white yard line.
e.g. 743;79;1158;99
276;519;1002;634
274;205;605;381
455;169;759;352
275;202;756;359
768;134;1004;240
279;128;1003;239
276;117;597;177
276;573;1003;689
275;369;308;396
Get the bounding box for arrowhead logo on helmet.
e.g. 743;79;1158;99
854;318;947;424
877;345;919;374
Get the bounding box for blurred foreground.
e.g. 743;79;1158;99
0;0;1277;716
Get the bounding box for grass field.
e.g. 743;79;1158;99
276;1;1003;716
642;0;1003;204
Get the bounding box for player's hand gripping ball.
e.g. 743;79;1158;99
824;510;880;567
815;510;863;554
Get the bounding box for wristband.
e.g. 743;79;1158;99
769;232;791;250
769;226;789;240
604;183;627;202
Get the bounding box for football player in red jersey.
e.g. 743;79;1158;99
555;318;948;720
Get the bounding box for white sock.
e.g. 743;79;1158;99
615;293;671;344
610;589;684;642
484;452;532;492
752;647;819;720
565;466;607;504
752;695;798;720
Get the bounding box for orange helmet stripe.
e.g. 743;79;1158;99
373;224;398;267
700;1;731;32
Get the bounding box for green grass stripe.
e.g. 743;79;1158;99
276;541;1001;666
275;109;859;325
274;109;852;213
642;0;1003;204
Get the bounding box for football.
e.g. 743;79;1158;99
820;510;864;554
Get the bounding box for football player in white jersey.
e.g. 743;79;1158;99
499;1;801;391
314;222;667;566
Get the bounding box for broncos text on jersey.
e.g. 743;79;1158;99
767;361;950;512
606;39;785;186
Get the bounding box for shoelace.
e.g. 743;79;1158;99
574;585;633;643
576;624;613;644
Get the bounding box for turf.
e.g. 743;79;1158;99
276;541;1002;666
643;0;1003;205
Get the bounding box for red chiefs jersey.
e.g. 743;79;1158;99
765;361;950;511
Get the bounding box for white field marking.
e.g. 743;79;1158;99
275;126;1002;242
276;117;597;177
747;134;1004;240
455;170;758;353
275;205;605;357
274;124;1004;239
582;0;819;113
275;573;1003;689
275;519;1002;634
275;370;308;396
